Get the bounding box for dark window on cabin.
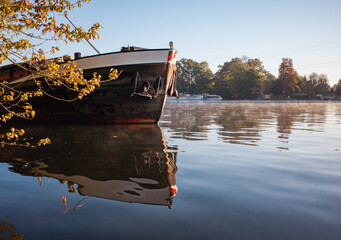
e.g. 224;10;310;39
12;67;27;79
0;69;10;81
0;67;27;81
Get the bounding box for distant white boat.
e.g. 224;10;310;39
167;93;223;102
203;94;222;101
167;94;203;102
184;94;204;100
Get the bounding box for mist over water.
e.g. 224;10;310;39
1;101;341;240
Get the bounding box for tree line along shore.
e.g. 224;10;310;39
176;57;341;100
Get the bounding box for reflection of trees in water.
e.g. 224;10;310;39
161;103;215;140
275;103;327;142
215;104;272;146
276;107;296;140
162;102;330;147
0;218;24;240
334;104;341;125
163;103;273;145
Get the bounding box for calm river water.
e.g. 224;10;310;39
1;101;341;240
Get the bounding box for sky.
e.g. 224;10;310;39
44;0;341;85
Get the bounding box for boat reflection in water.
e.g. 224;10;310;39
4;124;178;208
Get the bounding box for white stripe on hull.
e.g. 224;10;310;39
76;49;170;70
9;49;170;85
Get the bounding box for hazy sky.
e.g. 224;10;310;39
60;0;341;85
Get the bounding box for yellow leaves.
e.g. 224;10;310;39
48;61;60;74
2;94;13;101
0;0;109;149
23;103;32;110
0;126;49;148
109;68;119;80
37;138;51;146
1;0;97;47
4;127;24;141
20;93;29;101
62;195;67;207
34;89;43;97
94;23;101;31
18;129;25;136
1;112;15;123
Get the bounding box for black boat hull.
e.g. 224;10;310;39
5;48;177;124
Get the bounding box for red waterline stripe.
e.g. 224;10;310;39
113;118;157;124
12;72;27;79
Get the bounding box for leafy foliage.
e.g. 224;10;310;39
277;58;300;96
176;56;335;100
0;0;117;147
176;58;214;94
307;72;330;94
213;57;275;99
334;79;341;96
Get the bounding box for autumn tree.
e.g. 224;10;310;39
176;58;214;94
0;0;117;147
277;58;300;96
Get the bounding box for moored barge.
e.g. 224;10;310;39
0;43;177;124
